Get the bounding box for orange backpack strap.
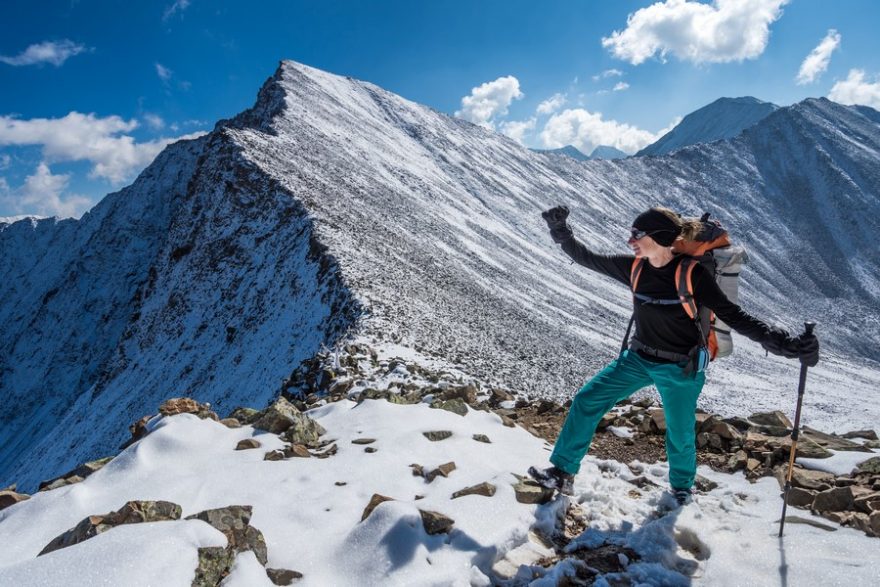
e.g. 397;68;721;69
630;258;646;292
676;257;712;348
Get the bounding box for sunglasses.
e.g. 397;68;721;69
629;228;661;240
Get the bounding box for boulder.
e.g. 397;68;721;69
0;490;30;511
452;482;497;499
419;510;454;535
784;487;817;508
708;420;742;441
802;427;872;452
186;505;267;565
40;500;182;556
812;487;856;513
854;491;880;514
361;494;394;522
159;397;202;416
748;411;792;428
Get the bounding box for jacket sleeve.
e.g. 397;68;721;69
692;265;772;342
558;236;633;286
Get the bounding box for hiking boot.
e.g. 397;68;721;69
672;487;694;506
527;465;575;495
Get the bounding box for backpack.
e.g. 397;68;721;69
624;213;748;362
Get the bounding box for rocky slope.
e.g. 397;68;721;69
2;61;880;492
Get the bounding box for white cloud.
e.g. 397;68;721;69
0;40;88;67
156;63;173;81
144;114;165;130
539;108;667;154
829;69;880;110
796;29;841;85
613;82;630;92
4;163;93;218
592;69;624;81
455;76;523;129
537;94;567;115
163;0;191;21
602;0;788;65
0;153;10;169
0;112;206;184
500;118;537;145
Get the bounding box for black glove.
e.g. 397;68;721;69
541;205;573;243
797;332;819;367
761;327;800;359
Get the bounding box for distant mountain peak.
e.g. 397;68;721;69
637;96;778;156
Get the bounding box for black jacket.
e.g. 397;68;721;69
560;237;774;362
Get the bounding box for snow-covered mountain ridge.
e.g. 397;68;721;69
2;60;879;492
637;96;779;156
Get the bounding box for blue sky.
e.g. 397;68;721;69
2;0;880;218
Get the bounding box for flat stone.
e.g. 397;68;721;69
791;467;835;491
748;410;792;428
266;568;304;585
695;475;719;493
361;494;394;522
419;509;454;535
452;482;496;499
854;492;880;514
513;480;554;504
423;430;453;442
351;438;376;445
472;434;491;443
285;444;311;458
235;439;261;450
841;429;878;441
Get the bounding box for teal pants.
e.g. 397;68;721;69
550;350;706;490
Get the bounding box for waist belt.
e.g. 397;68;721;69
629;338;691;364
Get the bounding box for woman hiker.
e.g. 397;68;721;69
528;205;820;504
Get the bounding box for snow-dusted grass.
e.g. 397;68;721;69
2;399;877;586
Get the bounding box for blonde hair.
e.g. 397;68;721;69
653;207;704;242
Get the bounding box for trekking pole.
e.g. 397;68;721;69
778;321;816;538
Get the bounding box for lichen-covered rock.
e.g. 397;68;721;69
159;397;201;416
192;546;235;587
40;500;182;556
252;398;304;434
185;505;267;566
812;487;856;512
431;398;468;416
855;457;880;476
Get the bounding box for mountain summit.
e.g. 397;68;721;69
2;62;879;491
637;96;778;156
